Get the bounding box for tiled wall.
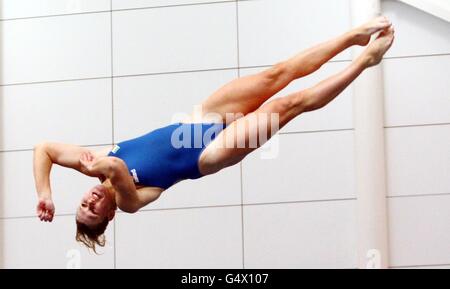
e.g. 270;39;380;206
0;0;448;269
382;0;450;269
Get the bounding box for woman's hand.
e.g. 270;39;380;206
79;151;102;177
36;197;55;222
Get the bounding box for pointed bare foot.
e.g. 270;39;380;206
362;27;395;67
352;16;392;46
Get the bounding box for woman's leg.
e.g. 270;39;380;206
199;28;395;174
197;17;391;123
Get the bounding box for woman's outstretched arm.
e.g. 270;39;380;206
33;142;100;222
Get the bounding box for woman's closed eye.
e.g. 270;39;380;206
81;202;97;215
90;204;100;216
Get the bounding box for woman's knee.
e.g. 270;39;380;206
261;62;291;88
270;92;306;114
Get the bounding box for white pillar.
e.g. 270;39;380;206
351;0;390;269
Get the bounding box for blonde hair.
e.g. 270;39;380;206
76;218;109;254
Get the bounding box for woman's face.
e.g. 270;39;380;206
76;185;115;227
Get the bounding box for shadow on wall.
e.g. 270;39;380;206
0;4;5;268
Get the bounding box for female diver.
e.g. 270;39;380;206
33;17;395;251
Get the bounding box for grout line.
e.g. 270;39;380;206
385;122;450;130
4;51;447;87
5;52;450;88
2;52;448;88
0;76;111;87
279;128;354;135
0;60;349;87
112;0;236;13
85;143;114;148
235;0;246;270
0;1;238;22
242;198;357;207
0;148;35;154
390;263;450;269
3;120;450;154
1;119;449;154
110;0;117;270
240;162;246;269
116;197;358;215
0;10;111;22
113;217;117;269
387;192;450;199
120;204;242;214
0;129;356;154
112;66;238;79
0;213;75;221
8;192;450;222
0;143;113;154
384;53;450;61
110;5;115;146
3;193;449;221
235;2;241;71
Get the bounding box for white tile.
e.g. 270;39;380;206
244;201;357;269
0;0;110;19
385;125;450;197
242;131;355;204
0;215;114;269
383;0;450;57
112;0;229;10
147;165;241;210
238;0;352;67
388;195;450;267
115;207;243;268
240;61;354;133
112;3;237;76
0;13;111;85
113;69;237;142
0;147;110;219
384;56;450;127
0;79;112;151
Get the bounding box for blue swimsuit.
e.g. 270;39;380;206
108;123;226;189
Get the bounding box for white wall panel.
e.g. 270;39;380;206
0;79;112;151
112;3;237;76
116;206;243;268
244;201;357;268
243;131;355;204
383;0;450;57
384;56;450;127
0;0;110;19
112;0;229;10
238;0;352;67
0;215;114;269
0;13;111;85
385;125;450;197
388;195;450;267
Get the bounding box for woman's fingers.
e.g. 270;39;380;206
80;152;87;163
37;209;53;222
37;207;44;220
45;211;52;222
